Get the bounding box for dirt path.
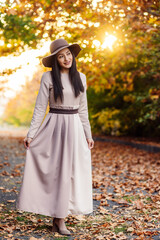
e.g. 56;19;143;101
0;135;160;240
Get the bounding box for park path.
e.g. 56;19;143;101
0;132;160;240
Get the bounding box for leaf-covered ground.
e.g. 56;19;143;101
0;136;160;240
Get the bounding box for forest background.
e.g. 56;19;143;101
0;0;160;137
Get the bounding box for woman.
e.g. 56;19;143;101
16;39;94;236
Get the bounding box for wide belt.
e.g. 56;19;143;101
49;107;79;114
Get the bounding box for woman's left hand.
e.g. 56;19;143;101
86;138;94;149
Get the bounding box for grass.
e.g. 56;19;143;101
122;194;140;203
105;215;112;222
16;216;25;221
114;224;128;234
35;224;49;230
144;197;152;203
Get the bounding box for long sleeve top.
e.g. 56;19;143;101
27;71;92;140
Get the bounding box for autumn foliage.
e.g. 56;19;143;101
1;0;160;137
0;137;160;239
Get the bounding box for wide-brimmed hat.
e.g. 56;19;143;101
42;39;82;67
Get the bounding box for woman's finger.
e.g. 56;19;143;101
91;141;94;149
23;137;33;149
23;138;29;149
24;141;27;149
86;138;94;149
89;140;94;149
26;138;33;149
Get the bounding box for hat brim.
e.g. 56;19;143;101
42;43;82;68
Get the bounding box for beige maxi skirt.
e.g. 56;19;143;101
16;111;93;218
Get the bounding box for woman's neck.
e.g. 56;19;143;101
60;68;69;74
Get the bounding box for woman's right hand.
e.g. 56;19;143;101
23;137;33;149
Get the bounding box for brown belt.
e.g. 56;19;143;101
49;107;79;114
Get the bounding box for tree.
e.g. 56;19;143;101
1;0;160;136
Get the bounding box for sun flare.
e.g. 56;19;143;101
93;32;117;50
102;33;117;50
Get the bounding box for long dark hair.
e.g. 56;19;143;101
50;49;84;103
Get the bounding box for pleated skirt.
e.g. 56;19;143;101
16;112;93;218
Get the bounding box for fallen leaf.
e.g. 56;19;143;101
7;200;16;203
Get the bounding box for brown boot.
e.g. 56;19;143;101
52;218;71;236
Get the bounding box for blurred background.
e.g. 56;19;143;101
0;0;159;137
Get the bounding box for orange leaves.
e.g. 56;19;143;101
1;136;160;239
100;222;110;228
6;8;17;16
91;140;160;238
11;164;24;177
7;199;16;203
92;178;104;188
98;206;110;215
123;95;135;103
149;88;160;101
133;200;144;210
1;170;10;176
93;193;109;206
93;193;103;201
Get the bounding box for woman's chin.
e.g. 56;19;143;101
62;65;72;69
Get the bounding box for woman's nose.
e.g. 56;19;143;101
64;55;69;61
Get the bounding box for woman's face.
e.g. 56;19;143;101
56;48;73;70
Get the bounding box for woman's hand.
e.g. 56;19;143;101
23;137;33;149
86;138;94;149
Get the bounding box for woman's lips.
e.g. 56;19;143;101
64;61;71;65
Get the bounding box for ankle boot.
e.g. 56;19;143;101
52;218;71;236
